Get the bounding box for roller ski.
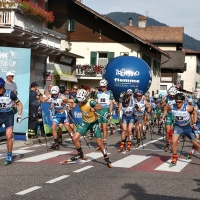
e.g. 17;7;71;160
49;141;60;150
186;146;196;160
104;155;112;168
4;153;12;166
118;141;125;152
62;152;89;164
169;154;178;168
126;141;132;153
141;133;146;140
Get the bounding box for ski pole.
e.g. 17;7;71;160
180;134;185;157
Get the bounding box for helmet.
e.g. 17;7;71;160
154;94;159;99
126;89;133;95
99;79;108;86
51;86;59;94
59;85;66;94
136;90;143;95
76;89;88;102
0;77;5;87
188;98;193;103
175;93;185;101
167;86;177;96
123;93;130;104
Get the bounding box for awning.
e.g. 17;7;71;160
56;75;78;82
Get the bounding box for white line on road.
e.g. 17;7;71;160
16;186;42;195
45;175;70;184
136;137;163;149
112;155;151;168
154;158;191;172
16;151;72;162
0;150;35;160
73;166;93;173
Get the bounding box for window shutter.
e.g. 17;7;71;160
66;18;70;31
70;19;76;32
157;62;161;76
184;63;187;71
90;52;97;65
196;65;199;73
108;52;115;62
180;80;184;89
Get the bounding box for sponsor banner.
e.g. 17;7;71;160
0;47;31;140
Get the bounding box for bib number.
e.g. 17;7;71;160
0;103;6;108
176;116;183;120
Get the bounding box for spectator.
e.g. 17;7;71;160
42;90;51;102
69;85;78;99
5;71;17;94
47;83;54;93
65;87;70;99
28;82;43;138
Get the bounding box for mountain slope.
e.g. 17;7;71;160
106;12;200;51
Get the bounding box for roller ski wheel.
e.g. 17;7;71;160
186;148;196;160
49;142;60;150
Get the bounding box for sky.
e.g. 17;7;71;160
83;0;200;40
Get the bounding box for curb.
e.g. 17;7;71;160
24;133;70;145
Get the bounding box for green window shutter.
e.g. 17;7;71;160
90;52;97;65
108;52;115;62
157;62;161;76
196;65;199;73
70;19;76;32
184;63;187;71
180;80;184;88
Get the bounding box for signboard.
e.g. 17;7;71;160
0;47;31;140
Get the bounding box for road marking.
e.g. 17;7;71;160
67;152;109;164
0;150;35;160
16;151;72;162
136;137;163;149
73;166;93;173
154;158;191;172
112;155;151;168
45;175;69;183
16;186;42;195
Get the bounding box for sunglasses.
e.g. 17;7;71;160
73;88;77;90
176;101;182;104
137;95;142;97
9;76;14;77
100;86;106;88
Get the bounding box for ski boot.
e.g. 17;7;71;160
71;151;84;161
141;133;146;140
49;140;60;150
4;152;12;166
126;141;132;153
186;145;196;160
135;139;140;148
58;136;63;145
104;155;112;168
110;126;114;135
118;141;125;152
164;141;170;152
169;154;178;167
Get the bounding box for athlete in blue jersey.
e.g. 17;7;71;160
162;93;200;166
0;78;23;165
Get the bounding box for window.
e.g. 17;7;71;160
196;65;200;74
153;59;158;76
142;54;152;68
180;80;184;89
90;52;114;66
184;63;187;71
160;85;167;90
66;18;76;32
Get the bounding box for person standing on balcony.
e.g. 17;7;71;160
5;71;17;94
95;79;113;149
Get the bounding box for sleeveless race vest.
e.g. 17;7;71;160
121;100;134;117
78;99;98;123
97;90;111;108
50;93;64;111
0;89;14;113
172;104;190;126
133;97;145;116
196;103;200;122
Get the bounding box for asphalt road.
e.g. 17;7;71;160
0;127;200;200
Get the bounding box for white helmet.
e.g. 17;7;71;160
126;89;133;95
167;86;177;96
99;79;108;86
188;98;193;103
154;94;159;99
51;86;59;94
76;89;88;102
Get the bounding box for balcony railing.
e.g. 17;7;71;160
76;68;102;77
